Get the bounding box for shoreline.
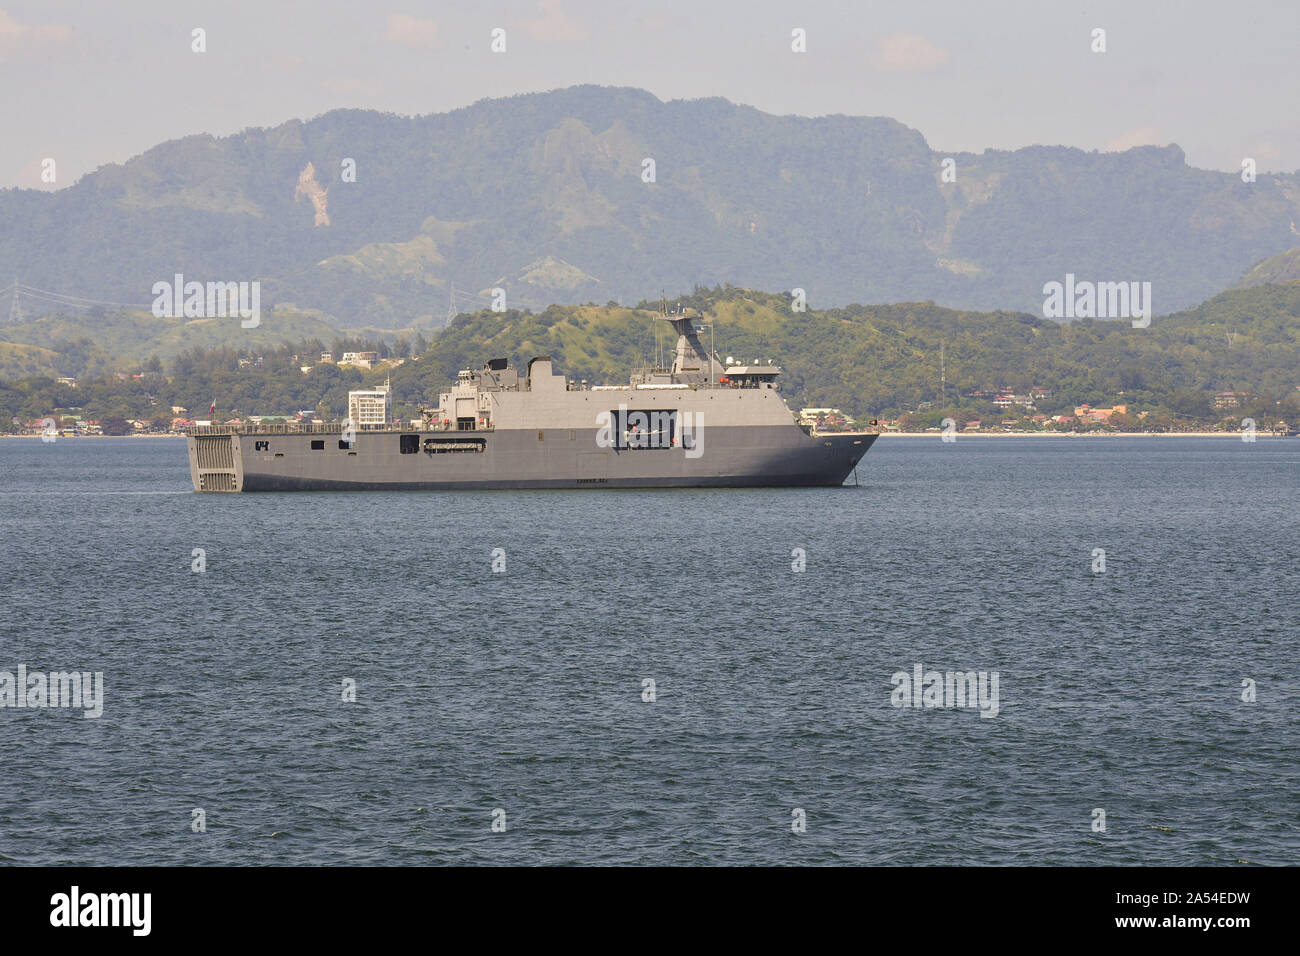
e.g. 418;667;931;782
3;431;1287;440
876;431;1286;438
1;433;186;439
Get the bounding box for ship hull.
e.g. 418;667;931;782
187;426;876;492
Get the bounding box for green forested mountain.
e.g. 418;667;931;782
2;86;1297;329
5;283;1299;430
0;306;339;381
1233;247;1300;289
388;284;1300;423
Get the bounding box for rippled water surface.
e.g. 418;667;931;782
1;436;1297;865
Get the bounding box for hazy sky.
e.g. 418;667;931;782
2;0;1296;190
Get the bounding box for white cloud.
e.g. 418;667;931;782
385;13;440;50
875;34;947;72
1243;141;1282;164
1102;127;1164;152
516;0;587;44
0;8;73;60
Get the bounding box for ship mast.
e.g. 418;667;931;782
940;338;946;412
658;290;666;369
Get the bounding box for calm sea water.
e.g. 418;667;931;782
1;436;1297;866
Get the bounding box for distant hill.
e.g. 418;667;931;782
1232;247;1300;289
0;306;340;379
0;340;59;380
4;283;1299;428
387;283;1300;420
2;85;1298;331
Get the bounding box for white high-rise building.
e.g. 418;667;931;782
340;351;379;369
348;379;391;428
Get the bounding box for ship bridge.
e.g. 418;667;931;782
719;364;782;389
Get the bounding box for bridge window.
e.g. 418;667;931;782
311;440;324;450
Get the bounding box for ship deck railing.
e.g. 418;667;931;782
807;425;883;437
184;422;495;436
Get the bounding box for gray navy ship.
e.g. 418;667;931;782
185;304;878;491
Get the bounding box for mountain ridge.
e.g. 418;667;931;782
3;85;1298;328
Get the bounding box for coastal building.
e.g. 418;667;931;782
340;351;379;369
1074;404;1127;423
994;393;1035;408
348;379;392;428
1214;392;1251;409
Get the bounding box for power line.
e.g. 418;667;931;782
16;282;153;309
446;281;498;321
10;276;500;325
3;280;155;321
